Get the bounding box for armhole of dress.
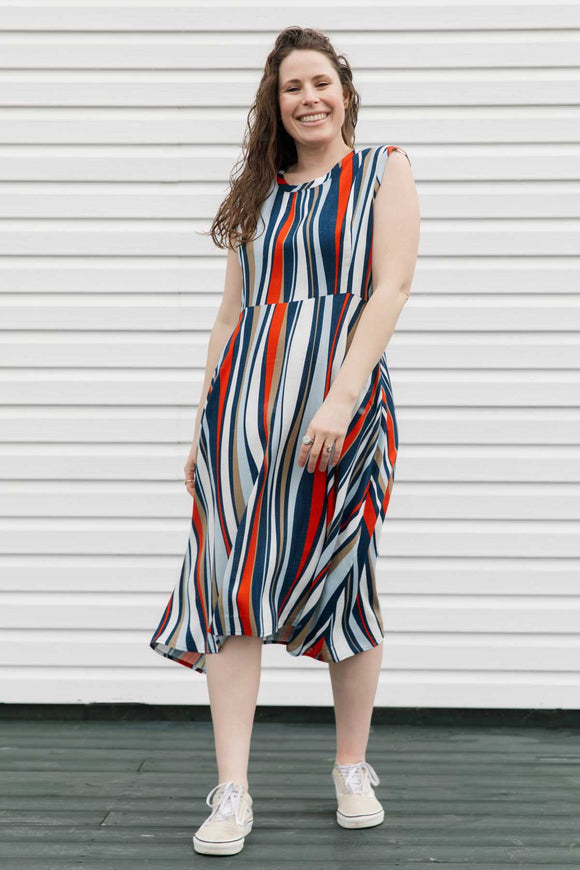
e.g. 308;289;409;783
375;145;411;191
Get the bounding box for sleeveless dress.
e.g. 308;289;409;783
150;144;410;674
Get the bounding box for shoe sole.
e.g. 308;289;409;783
193;818;253;855
336;808;385;829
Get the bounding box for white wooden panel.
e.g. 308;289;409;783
2;483;579;521
0;336;579;370
1;152;580;182
3;594;580;631
0;5;579;31
2;298;580;330
1;116;580;146
2;186;580;219
0;409;577;446
0;2;578;709
1;373;580;409
1;451;580;487
1;220;580;256
0;516;579;556
1;557;577;595
0;35;579;71
2;78;580;107
2;667;578;708
0;260;577;294
1;632;580;674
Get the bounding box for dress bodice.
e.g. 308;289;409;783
237;145;410;309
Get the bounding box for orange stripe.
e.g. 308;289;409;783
237;307;287;630
343;366;380;453
382;386;398;468
236;457;267;632
363;479;378;536
333;152;354;294
262;304;286;438
190;498;210;636
303;635;326;660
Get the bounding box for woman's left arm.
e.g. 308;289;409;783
298;150;420;472
327;149;420;410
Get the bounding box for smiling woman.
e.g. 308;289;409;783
148;24;419;858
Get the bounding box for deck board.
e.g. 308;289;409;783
0;716;578;867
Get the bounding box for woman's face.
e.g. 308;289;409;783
278;49;347;151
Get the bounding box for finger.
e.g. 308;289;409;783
318;440;335;472
184;463;197;495
307;434;326;473
329;437;344;468
297;431;316;467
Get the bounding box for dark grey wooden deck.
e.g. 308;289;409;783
0;710;578;868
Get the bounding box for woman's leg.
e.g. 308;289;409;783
328;641;384;763
205;635;263;789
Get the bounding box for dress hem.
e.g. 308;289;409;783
150;630;385;676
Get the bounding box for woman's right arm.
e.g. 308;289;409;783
184;246;243;493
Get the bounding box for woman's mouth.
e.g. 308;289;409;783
296;111;330;126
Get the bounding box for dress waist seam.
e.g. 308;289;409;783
242;291;364;310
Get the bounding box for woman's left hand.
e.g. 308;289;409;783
298;395;355;473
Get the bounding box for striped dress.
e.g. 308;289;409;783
150;144;410;674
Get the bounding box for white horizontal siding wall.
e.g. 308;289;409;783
0;2;579;708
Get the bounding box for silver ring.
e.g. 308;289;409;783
302;435;313;445
326;445;333;453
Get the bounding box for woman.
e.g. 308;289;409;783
150;26;420;856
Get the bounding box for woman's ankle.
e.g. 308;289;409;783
219;777;249;790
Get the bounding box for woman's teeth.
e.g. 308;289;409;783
297;112;329;125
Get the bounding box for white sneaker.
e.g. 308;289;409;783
332;760;385;828
193;780;253;855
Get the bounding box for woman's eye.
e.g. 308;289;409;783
286;82;329;92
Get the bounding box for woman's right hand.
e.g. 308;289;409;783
184;440;198;497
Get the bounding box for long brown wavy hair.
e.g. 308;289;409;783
204;27;361;251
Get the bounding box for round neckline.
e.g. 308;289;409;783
277;148;356;191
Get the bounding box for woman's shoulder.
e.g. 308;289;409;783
374;143;411;163
372;144;411;185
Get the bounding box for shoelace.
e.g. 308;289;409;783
205;781;246;824
337;760;380;795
